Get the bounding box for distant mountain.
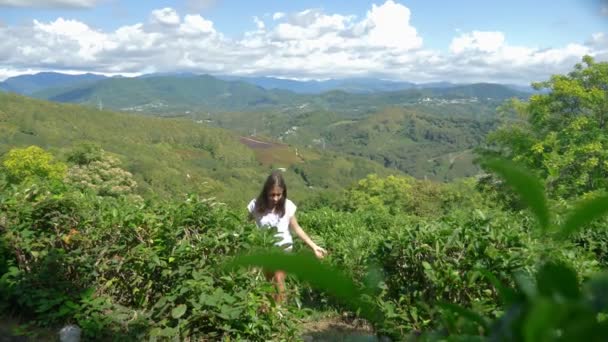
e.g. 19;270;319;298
31;73;529;114
503;84;539;93
4;71;535;102
417;81;457;89
0;72;107;95
428;83;527;98
32;74;301;113
138;71;199;78
214;75;537;96
217;76;417;93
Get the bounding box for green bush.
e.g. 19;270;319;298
2;145;67;184
0;179;299;340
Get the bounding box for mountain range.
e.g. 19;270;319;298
1;71;534;99
0;71;528;185
0;72;107;95
0;72;530;114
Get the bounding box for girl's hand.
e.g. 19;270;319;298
311;245;327;259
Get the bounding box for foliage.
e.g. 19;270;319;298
1;56;606;341
482;56;608;200
0;92;400;205
340;174;483;217
214;106;501;181
225;250;382;324
65;148;139;198
1;145;67;184
66;142;104;165
231;157;608;341
436;158;608;340
0;176;299;340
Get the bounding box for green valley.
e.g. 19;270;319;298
0;92;402;206
1;57;607;341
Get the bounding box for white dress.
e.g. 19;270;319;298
247;198;297;250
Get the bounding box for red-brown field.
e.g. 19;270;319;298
239;136;302;166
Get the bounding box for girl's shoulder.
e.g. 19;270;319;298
285;198;297;216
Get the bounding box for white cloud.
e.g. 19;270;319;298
362;0;422;50
179;14;215;35
585;32;608;61
272;9;354;41
151;8;180;26
450;31;504;54
0;67;40;81
33;18;111;60
0;1;605;85
0;0;99;8
253;16;265;30
592;32;605;42
440;30;597;83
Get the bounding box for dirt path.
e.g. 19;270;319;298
301;315;386;342
1;314;387;341
239;136;283;149
426;148;472;163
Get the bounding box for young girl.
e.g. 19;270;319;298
247;170;327;304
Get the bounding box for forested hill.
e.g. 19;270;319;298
0;92;403;204
207;106;497;181
26;73;529;114
0;72;107;95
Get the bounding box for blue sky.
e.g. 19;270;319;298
3;0;605;49
0;0;606;83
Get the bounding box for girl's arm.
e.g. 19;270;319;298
289;215;327;259
246;200;256;222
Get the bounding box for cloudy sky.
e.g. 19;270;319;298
0;0;607;84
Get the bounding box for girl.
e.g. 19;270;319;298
247;170;327;304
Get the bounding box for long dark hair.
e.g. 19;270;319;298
255;170;287;217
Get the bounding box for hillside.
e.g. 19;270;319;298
10;74;524;182
205;104;499;180
320;107;494;179
0;92;402;204
31;75;301;114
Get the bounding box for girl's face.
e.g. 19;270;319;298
267;185;283;207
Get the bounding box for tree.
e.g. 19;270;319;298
65;148;138;198
342;174;468;216
482;56;608;200
1;145;67;184
66;142;103;166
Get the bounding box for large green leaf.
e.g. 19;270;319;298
524;298;562;342
584;272;608;313
559;195;608;238
171;304;187;319
536;262;580;300
224;250;382;323
482;158;550;232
